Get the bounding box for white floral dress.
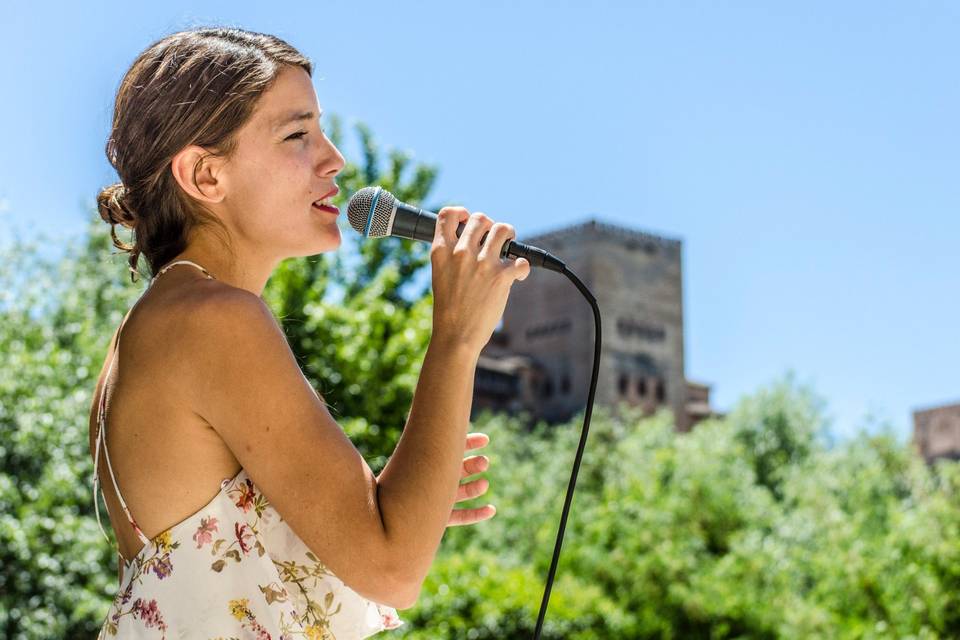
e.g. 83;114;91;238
93;260;404;639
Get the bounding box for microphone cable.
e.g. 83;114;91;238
532;264;601;639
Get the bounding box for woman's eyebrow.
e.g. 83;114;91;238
272;110;322;131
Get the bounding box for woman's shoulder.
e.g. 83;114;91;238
159;280;277;346
165;276;260;312
95;280;272;409
179;280;274;325
165;283;293;407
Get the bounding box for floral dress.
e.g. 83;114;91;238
93;260;404;639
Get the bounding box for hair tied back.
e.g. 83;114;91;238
97;181;137;229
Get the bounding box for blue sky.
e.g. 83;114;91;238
2;1;957;440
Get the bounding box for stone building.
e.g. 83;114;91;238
913;401;960;462
472;218;719;431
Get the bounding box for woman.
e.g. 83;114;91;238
90;26;530;638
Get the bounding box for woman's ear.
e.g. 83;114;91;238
170;144;227;205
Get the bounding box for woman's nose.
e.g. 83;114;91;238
317;136;346;177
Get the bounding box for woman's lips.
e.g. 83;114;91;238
312;202;339;215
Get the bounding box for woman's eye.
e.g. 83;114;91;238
285;127;326;142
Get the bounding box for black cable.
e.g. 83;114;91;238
532;264;602;639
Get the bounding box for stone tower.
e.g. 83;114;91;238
473;218;716;431
913;401;960;462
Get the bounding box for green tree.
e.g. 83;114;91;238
4;117;960;638
413;375;960;639
726;369;828;499
0;233;124;638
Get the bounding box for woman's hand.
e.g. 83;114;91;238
430;208;531;356
448;432;495;527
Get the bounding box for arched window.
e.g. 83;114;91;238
655;378;666;402
618;373;628;395
561;374;571;395
637;377;647;397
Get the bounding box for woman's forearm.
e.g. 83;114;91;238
375;335;478;591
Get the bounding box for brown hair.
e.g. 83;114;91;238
96;27;312;283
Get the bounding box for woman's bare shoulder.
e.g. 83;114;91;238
168;280;278;339
170;282;290;397
129;280;281;411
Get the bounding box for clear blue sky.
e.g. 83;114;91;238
2;1;957;441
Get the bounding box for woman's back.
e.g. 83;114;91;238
88;260;241;562
89;260;404;638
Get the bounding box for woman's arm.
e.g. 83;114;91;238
375;336;478;597
375;207;530;598
184;289;415;608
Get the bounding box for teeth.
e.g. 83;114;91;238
314;197;334;207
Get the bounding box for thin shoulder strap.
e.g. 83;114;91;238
93;312;149;546
92;259;215;549
152;259;215;282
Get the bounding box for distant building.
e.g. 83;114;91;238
472;219;720;431
913;401;960;462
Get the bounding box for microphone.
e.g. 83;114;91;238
346;186;565;273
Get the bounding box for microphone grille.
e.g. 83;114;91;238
347;186;396;238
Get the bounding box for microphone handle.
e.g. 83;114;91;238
392;201;565;273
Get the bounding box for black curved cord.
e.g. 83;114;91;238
532;264;601;639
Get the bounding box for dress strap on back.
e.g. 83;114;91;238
93;259;216;552
151;259;215;283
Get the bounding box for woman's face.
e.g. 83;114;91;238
219;65;346;259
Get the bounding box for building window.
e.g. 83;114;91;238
655;378;666;402
616;318;666;343
525;318;572;341
637;377;647;397
618;374;628;396
544;377;554;398
561;374;571;395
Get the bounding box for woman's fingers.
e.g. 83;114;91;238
475;221;530;282
456;211;495;255
465;432;489;450
435;206;469;248
460;456;490;480
511;256;531;282
456;476;489;501
462;433;490;478
448;504;496;527
449;432;494;526
477;222;515;263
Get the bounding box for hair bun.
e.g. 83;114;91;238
97;182;138;228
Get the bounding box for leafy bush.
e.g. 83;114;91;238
2;120;959;638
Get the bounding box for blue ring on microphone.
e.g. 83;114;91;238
365;187;382;237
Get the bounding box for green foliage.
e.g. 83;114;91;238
726;370;828;499
397;547;630;639
2;120;960;638
0;232;139;638
415;388;960;639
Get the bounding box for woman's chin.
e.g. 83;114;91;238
309;229;341;254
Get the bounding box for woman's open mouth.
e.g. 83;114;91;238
312;197;339;215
